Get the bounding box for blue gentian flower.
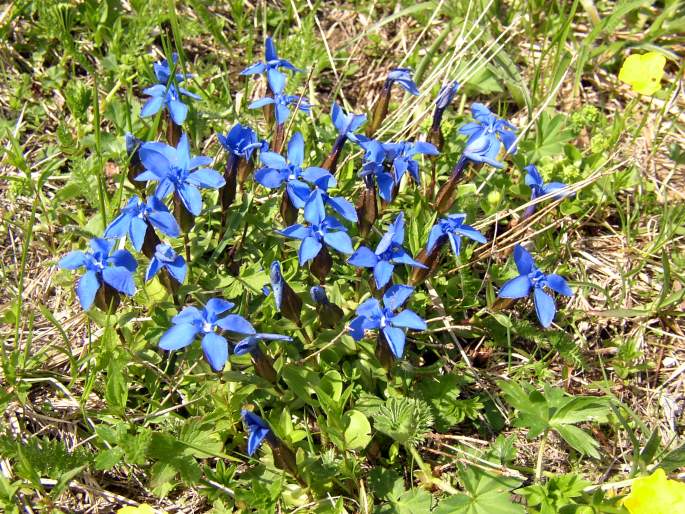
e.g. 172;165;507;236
152;53;190;85
59;238;137;310
279;200;354;265
104;196;180;251
241;409;271;456
524;164;571;200
255;132;332;209
140;84;200;126
158;298;256;371
136;133;225;216
382;141;439;184
386;68;420;95
234;333;292;356
248;72;310;124
240;36;302;88
348;284;426;359
498;245;573;328
348;212;426;288
217;123;261;160
310;285;329;305
425;213;487;256
269;261;286;311
304;176;358;223
435;81;460;110
331;103;366;143
459;103;517;168
145;243;187;284
358;140;395;202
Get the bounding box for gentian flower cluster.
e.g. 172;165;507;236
459;103;517;168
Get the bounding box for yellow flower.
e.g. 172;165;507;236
622;468;685;514
117;504;162;514
618;52;666;95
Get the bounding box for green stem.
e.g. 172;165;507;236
93;76;107;228
407;444;459;495
535;430;549;482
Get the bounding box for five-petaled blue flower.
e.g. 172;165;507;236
146;243;187;284
248;72;310;124
348;212;426;289
104;195;180;251
240;36;302;88
234;333;292;356
383;141;439;184
279;199;354;265
459;103;517;168
136;133;225;216
241;409;271;456
217;123;261;160
425;213;487;256
255;132;332;209
498;245;573;328
386;68;420;95
331;103;366;143
358;140;395;202
349;285;427;359
59;238;137;310
158;298;256;371
524;164;571;200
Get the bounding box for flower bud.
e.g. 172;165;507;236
310;246;332;284
280;190;298;226
310;286;344;328
270;261;303;326
356;176;378;238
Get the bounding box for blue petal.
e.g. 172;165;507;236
301;167;333;184
140;96;164;118
246;423;270;456
327;195;357;222
102;266;136;296
187;168;225;189
498;275;531;299
534;288;556;328
147;210;180;238
205;298;235;318
59;251;88;270
267;68;286;95
166;256;187;284
323;231;354;255
348;316;367;341
145;257;162;282
139;142;175;177
304;190;326;224
110;250;138;272
287;132;305;168
104;212;133;240
382;285;414;311
348;246;378;268
168;99;188;125
377;172;395;202
275;103;291;124
447;233;461;256
280;223;311;240
299;236;322;265
287;180;311;209
172;306;203;324
545;274;573;296
265;37;278;61
390;212;406;246
456;224;487;244
159;322;201;351
201;332;229;371
414;141;439;156
178;183;203;216
373;260;394;289
391;248;426;268
255;167;286;189
240;62;266;75
382;326;406;359
233;336;258;356
356;298;382;320
129;217;148;252
513;245;535;275
391;309;427;330
216;314;256;335
425;225;444;254
76;270;100;310
249;97;276;110
260;152;287;169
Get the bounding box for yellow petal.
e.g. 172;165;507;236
618;51;666;96
117;505;159;514
623;469;685;514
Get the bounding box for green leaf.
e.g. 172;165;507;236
94;447;124;471
342;410;372;450
433;467;525;514
551;397;611;425
555;424;600;458
379;488;433;514
105;357;128;413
